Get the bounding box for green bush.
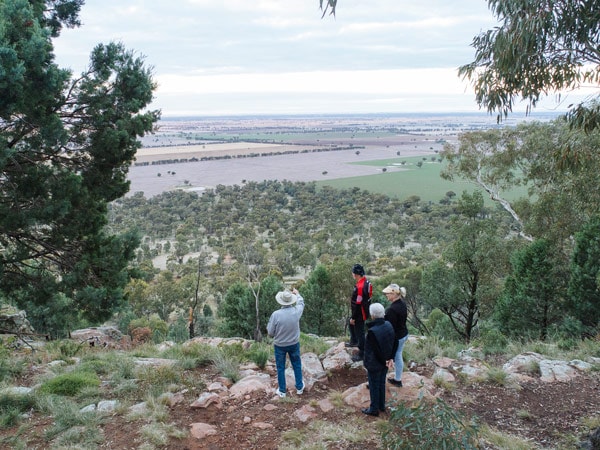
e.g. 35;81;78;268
405;336;443;364
557;338;578;351
550;315;584;340
0;392;36;428
299;333;331;355
44;339;86;360
128;314;169;342
168;314;190;343
382;397;480;449
211;349;241;382
426;309;462;341
0;356;27;383
247;343;271;369
476;326;508;355
39;372;100;396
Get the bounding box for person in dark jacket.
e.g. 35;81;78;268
362;302;395;416
383;283;409;387
348;263;372;362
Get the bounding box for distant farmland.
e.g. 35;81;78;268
127;114;527;201
316;156;528;205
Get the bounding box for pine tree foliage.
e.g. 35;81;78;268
567;216;600;334
496;239;562;340
0;0;159;331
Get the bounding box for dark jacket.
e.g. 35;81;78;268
351;277;372;322
363;318;395;372
384;299;408;354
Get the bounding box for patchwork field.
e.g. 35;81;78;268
127;114;511;201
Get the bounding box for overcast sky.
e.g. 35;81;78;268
52;0;574;117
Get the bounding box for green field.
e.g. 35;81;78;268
316;156;527;204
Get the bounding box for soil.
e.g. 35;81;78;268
3;362;599;449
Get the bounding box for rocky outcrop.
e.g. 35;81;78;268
70;326;131;349
0;308;35;335
502;351;594;382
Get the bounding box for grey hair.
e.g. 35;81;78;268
369;302;385;319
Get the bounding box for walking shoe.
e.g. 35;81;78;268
275;389;286;398
296;384;305;395
361;408;379;417
387;378;402;387
344;341;358;348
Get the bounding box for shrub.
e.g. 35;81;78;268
485;367;509;386
405;336;443;364
0;356;27;383
135;364;181;389
44;339;87;360
211;350;241;383
130;326;152;344
39;372;100;396
557;338;578;351
0;392;36;428
426;309;462;341
382;397;480;449
128;314;169;343
299;333;331;355
477;327;508;355
168;314;190;343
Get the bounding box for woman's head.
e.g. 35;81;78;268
382;283;406;299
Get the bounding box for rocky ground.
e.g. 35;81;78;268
3;352;599;450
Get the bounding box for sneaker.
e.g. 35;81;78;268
387;378;402;387
344;342;358;348
296;384;305;395
275;389;286;398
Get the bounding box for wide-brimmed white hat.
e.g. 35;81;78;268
276;290;297;306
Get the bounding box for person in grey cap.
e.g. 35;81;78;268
362;302;395;416
267;288;305;398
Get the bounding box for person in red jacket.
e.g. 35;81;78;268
348;264;372;362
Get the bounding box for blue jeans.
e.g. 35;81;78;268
367;367;388;412
274;342;303;393
393;335;408;381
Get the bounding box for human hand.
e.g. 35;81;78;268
349;319;355;325
292;288;299;295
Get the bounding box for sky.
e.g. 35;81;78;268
51;0;576;117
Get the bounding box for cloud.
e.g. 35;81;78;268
51;0;511;115
156;68;469;95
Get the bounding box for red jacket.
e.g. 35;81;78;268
351;276;372;321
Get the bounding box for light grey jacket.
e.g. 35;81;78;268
267;295;305;347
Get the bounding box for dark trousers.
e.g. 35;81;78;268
367;367;388;412
350;319;366;357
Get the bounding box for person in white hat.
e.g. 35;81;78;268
382;283;408;387
267;288;305;398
